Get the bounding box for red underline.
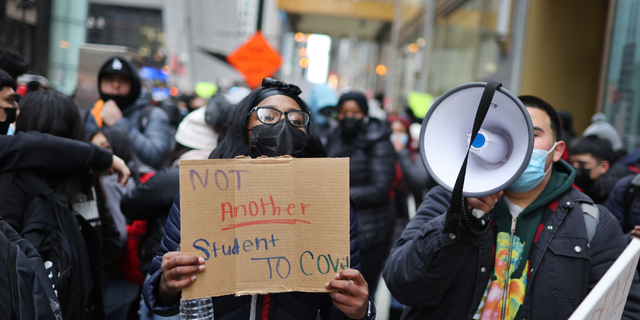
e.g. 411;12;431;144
222;219;311;231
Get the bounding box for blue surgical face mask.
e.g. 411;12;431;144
507;142;557;193
6;123;14;135
391;133;409;146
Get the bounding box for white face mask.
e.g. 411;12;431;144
507;142;557;193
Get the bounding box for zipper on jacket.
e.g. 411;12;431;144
500;216;517;320
9;242;19;320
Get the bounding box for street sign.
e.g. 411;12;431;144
227;32;282;89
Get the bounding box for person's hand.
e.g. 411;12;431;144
158;251;206;306
105;155;130;187
326;269;369;319
101;100;123;126
466;191;503;214
631;226;640;238
391;135;406;153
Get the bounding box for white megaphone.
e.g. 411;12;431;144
419;82;534;234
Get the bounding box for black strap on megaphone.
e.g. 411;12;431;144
443;81;502;235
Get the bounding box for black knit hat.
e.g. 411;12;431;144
337;91;369;115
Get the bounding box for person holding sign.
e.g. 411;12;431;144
142;78;374;320
383;96;640;319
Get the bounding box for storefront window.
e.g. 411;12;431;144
602;0;640;151
427;0;499;96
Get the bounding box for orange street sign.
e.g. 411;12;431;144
227;32;283;89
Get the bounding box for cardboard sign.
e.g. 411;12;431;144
226;32;283;89
179;157;350;299
568;238;640;320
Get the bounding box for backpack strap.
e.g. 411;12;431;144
138;105;154;133
581;203;600;244
624;173;640;230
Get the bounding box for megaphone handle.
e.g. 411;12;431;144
444;81;502;235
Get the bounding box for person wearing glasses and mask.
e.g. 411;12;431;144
324;92;396;297
142;79;375;320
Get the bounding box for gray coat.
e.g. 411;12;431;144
383;186;640;320
85;96;171;169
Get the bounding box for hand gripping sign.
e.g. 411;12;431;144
179;157;350;299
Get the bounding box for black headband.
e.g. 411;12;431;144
255;78;304;109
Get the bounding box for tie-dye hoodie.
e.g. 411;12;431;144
474;161;575;320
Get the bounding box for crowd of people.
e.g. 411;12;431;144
1;46;640;320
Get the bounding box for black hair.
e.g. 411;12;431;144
0;48;29;80
17;90;86;141
209;88;327;159
519;95;562;142
16;90;90;202
0;68;16;91
570;135;616;165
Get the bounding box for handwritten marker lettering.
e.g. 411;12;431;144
251;256;291;279
220;195;311;225
299;251;349;276
215;170;229;190
190;169;209;191
188;169;249;191
193;234;280;260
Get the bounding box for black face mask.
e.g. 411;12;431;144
340;117;363;138
100;93;130;109
574;167;594;190
250;120;308;158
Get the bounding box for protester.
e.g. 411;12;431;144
91;126;141;320
142;78;374;320
389;113;434;206
569;135;634;204
383;95;640;319
85;56;172;169
124;99;226;320
324;91;395;297
306;83;338;143
582;113;627;159
0;90;126;320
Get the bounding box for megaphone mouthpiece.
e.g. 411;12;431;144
468;128;509;165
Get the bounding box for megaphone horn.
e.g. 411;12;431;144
418;82;534;234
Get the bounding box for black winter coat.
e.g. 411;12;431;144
120;166;179;275
325;118;396;250
142;195;375;319
606;173;640;241
383;186;640;320
0;131;113;173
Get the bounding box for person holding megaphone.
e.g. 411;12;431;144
383;93;640;320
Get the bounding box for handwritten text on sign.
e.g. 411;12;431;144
179;157;350;299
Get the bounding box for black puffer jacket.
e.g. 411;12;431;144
325;118;396;250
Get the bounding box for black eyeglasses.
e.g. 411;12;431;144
248;106;311;127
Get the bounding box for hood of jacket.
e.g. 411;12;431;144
97;57;142;111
